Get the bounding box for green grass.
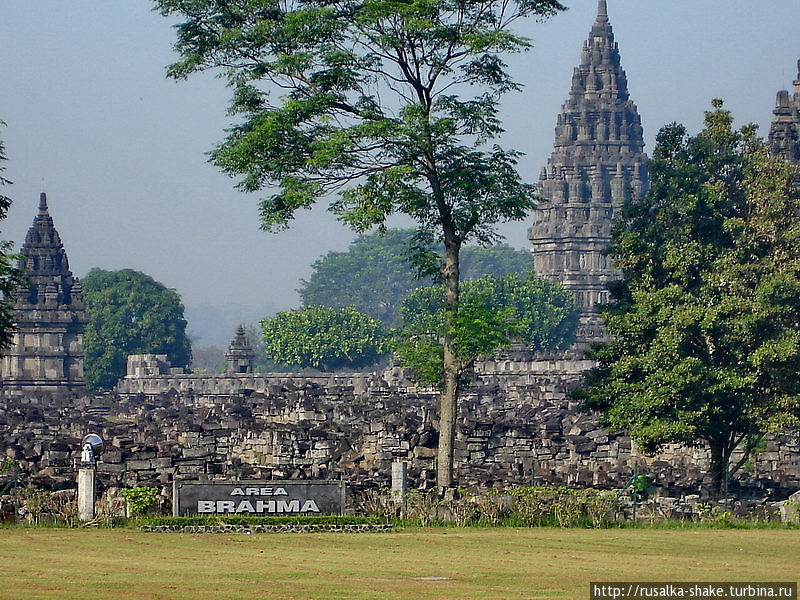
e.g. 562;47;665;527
0;528;796;599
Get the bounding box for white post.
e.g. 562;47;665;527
77;463;96;521
391;460;408;502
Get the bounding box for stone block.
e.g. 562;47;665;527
97;463;125;474
126;459;153;470
413;447;437;458
182;446;211;459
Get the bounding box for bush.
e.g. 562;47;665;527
401;490;440;526
120;487;161;517
474;490;512;525
14;486;77;527
508;487;616;528
354;488;398;520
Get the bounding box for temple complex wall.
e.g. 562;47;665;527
3;358;798;501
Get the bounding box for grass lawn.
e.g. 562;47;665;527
0;527;797;599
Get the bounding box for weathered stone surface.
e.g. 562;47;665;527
2;357;798;500
528;2;649;347
0;193;88;394
769;59;800;169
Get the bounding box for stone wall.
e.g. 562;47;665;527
2;354;799;501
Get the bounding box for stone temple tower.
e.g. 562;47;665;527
528;0;648;347
0;193;88;394
769;59;800;168
225;325;256;374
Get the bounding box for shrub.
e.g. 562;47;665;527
355;488;397;520
474;490;511;525
401;490;440;526
14;486;77;526
120;487;161;517
508;487;616;528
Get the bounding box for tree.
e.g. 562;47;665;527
0;124;23;351
396;272;576;384
82;268;192;390
262;305;387;371
576;101;800;496
299;228;531;325
155;0;566;487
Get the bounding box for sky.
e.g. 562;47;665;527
1;1;798;346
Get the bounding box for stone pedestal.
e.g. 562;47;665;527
77;464;96;521
391;461;408;502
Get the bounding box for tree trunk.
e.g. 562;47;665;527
708;438;727;498
437;232;461;489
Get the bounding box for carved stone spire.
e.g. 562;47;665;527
225;325;256;374
768;57;800;167
597;0;608;21
528;3;648;348
795;58;800;92
1;194;88;394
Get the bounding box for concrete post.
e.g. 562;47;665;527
77;463;96;521
391;460;408;502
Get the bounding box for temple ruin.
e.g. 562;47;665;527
529;0;648;348
0;193;87;394
769;59;800;172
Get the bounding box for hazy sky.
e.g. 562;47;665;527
1;1;798;345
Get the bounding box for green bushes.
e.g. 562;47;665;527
508;487;617;528
353;486;620;528
120;487;160;517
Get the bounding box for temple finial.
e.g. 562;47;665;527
598;0;608;20
39;192;48;212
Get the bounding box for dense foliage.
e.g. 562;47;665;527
396;272;576;384
262;305;387;371
119;487;161;517
155;0;566;487
0;125;23;350
577;101;800;495
299;228;532;324
82;268;192;390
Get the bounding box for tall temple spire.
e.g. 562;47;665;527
0;194;88;395
768;57;800;168
795;58;800;91
528;3;648;348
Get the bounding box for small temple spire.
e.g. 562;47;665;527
39;192;48;213
226;325;256;374
794;58;800;90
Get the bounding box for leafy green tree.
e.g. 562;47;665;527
262;306;387;371
242;322;298;372
82;268;192;390
576;101;800;496
299;228;531;324
460;243;531;280
0;125;23;351
155;0;565;487
396;272;576;384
